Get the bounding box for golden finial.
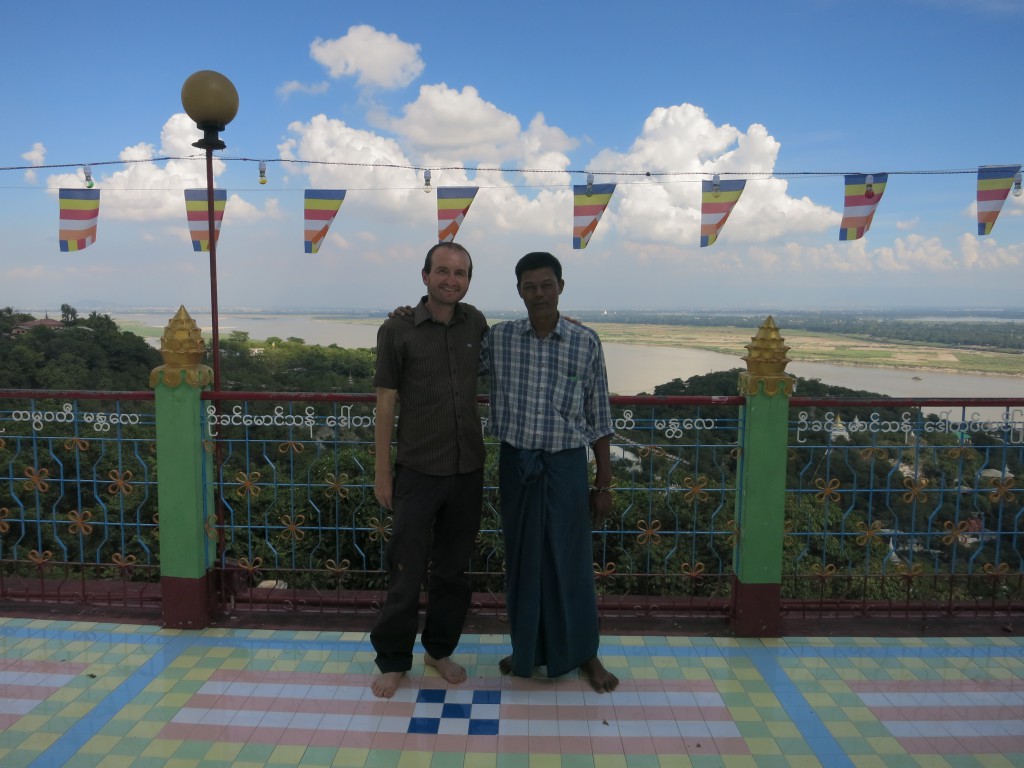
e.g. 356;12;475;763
742;316;791;375
149;306;213;388
738;316;794;397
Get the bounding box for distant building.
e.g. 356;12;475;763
10;317;62;336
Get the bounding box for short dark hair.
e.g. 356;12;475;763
515;251;562;283
423;242;473;280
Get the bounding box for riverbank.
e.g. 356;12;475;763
585;322;1023;377
115;313;1023;378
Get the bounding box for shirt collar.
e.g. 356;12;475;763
414;296;466;326
520;313;565;339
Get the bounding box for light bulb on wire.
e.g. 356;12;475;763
1013;171;1022;198
864;174;875;199
423;169;432;193
258;161;267;185
83;166;94;189
712;173;721;198
586;172;594;196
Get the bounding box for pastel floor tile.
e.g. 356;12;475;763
1;618;1021;768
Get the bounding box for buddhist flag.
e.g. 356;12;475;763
184;189;227;252
700;179;746;247
437;186;478;242
573;183;616;249
976;164;1021;235
58;188;100;252
839;173;888;241
304;189;347;253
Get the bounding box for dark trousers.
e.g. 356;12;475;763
370;464;483;673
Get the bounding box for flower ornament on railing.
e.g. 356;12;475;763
278;439;304;454
205;514;218;540
859;447;888;461
941;520;971;546
368;516;393;543
112;552;137;576
235;470;262;498
107;469;134;496
637;519;662;545
783;519;795;545
895;561;924;583
64;437;89;452
901;476;928;504
28;549;53;567
68;509;94;536
594;561;617;583
723;519;738;547
326;558;350;580
814;477;842;504
855;519;884;546
237;557;263;578
281;514;306;541
982;562;1011;580
947;445;972;459
323;472;350;499
0;507;10;534
680;561;706;582
683;475;710;503
23;467;50;493
989;477;1016;504
810;562;838;581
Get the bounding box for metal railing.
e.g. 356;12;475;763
201;392;743;620
783;398;1024;618
0;390;159;610
2;388;1022;626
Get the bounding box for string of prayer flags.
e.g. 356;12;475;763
573;182;616;249
184;188;227;252
839;173;888;241
58;188;100;252
976;164;1021;235
436;186;478;242
700;178;746;247
304;189;347;253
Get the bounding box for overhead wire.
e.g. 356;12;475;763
0;155;988;191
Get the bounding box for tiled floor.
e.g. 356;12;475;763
0;617;1021;768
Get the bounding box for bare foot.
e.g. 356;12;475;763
499;655;513;675
424;653;467;684
371;670;404;698
581;657;619;693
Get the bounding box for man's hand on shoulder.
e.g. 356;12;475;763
388;306;414;319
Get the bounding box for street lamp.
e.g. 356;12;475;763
180;70;238;391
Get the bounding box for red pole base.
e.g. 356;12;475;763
161;574;213;629
730;576;781;637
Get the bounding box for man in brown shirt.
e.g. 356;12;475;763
370;242;488;698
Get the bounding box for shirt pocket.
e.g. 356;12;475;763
550;371;583;419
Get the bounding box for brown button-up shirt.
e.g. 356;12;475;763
374;297;488;476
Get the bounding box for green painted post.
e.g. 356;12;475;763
150;306;215;628
731;316;795;637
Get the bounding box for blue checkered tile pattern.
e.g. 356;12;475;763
407;688;501;735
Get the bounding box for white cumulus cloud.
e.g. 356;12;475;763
311;25;423;89
22;142;46;184
276;80;330;100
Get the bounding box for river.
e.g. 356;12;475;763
116;312;1022;408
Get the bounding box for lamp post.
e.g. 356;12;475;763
180;70;238;391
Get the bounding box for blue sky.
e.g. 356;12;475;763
2;0;1023;313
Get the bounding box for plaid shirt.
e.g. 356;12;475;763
482;315;613;451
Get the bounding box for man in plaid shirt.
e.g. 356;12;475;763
482;251;619;693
